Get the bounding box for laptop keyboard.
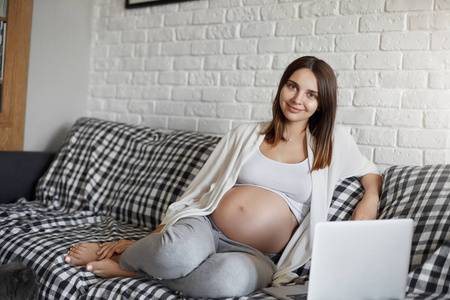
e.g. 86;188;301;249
287;294;307;300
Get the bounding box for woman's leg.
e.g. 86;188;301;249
65;216;215;279
160;218;277;298
161;250;276;298
65;243;133;278
119;216;217;279
84;258;136;278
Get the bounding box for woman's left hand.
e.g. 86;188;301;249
351;194;379;220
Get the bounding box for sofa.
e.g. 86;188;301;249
0;117;449;300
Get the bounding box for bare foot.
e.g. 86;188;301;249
86;259;136;278
65;243;101;266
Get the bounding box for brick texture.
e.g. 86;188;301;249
88;0;450;168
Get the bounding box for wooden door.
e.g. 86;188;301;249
0;0;33;150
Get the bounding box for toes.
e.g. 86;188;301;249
67;249;80;259
73;243;85;251
71;243;87;252
86;263;93;271
65;251;82;265
65;243;102;267
65;255;80;265
77;243;89;249
86;262;101;275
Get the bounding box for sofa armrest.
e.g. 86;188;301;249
0;151;56;204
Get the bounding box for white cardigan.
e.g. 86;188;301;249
161;122;381;286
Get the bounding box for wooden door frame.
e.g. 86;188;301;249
0;0;33;150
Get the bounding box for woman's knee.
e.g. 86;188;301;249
121;217;216;279
206;253;274;296
158;218;215;262
163;252;275;298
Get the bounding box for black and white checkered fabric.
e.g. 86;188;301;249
35;117;220;229
380;165;450;300
0;118;448;299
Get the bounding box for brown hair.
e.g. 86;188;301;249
260;56;337;171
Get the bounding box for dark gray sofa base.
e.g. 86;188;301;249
0;151;55;204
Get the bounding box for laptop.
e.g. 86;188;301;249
263;219;414;300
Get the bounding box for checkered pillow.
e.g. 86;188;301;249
35;118;221;229
378;165;450;271
296;165;450;296
322;165;450;274
328;177;364;221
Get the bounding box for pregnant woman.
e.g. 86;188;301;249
65;56;381;298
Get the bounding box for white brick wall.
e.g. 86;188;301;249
88;0;450;168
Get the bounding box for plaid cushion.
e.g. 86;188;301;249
405;239;450;300
379;165;450;298
296;165;450;299
35;117;221;229
328;177;365;221
379;164;450;269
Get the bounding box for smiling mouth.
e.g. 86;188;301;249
287;104;304;113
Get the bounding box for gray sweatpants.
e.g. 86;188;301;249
119;216;276;298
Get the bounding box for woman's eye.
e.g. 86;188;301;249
308;92;318;99
287;83;297;90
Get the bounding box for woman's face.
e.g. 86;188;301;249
279;68;319;126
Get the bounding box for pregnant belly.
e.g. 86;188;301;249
210;186;299;254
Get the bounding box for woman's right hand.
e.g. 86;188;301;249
97;240;135;260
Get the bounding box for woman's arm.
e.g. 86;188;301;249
351;173;382;220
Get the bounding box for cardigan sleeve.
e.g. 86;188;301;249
333;126;381;180
160;122;264;226
160;130;232;225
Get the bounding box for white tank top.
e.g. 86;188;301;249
235;148;312;223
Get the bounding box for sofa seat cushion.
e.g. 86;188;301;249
0;199;178;299
0;200;275;299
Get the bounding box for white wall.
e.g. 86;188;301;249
23;0;449;167
87;0;450;168
24;0;93;152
